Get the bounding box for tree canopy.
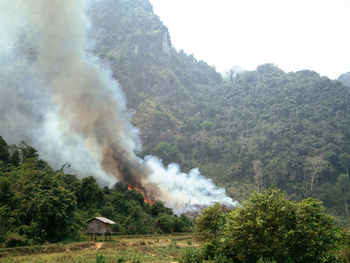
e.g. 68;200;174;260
195;188;344;263
88;0;350;220
0;139;192;247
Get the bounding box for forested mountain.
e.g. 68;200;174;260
1;0;350;248
86;0;350;219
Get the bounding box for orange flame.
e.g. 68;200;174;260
127;184;154;205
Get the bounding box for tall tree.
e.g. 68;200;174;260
305;156;328;194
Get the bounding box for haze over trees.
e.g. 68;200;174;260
88;0;350;221
338;72;350;87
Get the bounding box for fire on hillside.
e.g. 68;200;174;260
128;184;155;205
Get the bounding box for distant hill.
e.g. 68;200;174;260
338;72;350;87
89;0;350;218
221;66;247;80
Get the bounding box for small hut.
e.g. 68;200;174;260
86;217;116;241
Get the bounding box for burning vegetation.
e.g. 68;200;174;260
0;0;238;215
128;184;155;205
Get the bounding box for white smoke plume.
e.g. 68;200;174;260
0;0;238;213
144;156;239;213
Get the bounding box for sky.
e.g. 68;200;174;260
149;0;350;79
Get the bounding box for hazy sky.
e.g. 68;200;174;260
149;0;350;79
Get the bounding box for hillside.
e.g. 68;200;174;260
87;0;350;219
2;0;350;250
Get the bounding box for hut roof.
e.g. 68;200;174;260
86;217;116;224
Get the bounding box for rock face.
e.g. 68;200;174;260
88;0;222;146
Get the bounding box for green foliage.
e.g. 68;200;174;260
179;247;203;263
222;188;296;261
4;232;28;248
319;254;343;263
194;203;225;244
0;137;192;247
256;257;277;263
151;201;173;217
77;176;105;209
89;0;350;218
156;213;175;233
96;253;106;263
201;242;218;260
154;141;179;165
116;257;126;263
2;0;350;249
208;188;345;262
200;120;215;131
0;136;9;164
290;198;344;262
174;214;193;232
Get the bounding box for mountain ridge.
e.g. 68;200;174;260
87;0;350;218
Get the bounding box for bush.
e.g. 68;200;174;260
116;257;126;263
319;254;343;263
96;254;106;263
179;247;203;263
210;253;234;263
5;232;28;248
257;257;277;263
195;188;345;263
194;203;225;244
202;242;217;260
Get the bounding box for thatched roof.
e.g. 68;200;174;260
86;217;116;224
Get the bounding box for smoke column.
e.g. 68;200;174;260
0;0;238;213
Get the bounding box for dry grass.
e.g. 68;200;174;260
0;234;196;263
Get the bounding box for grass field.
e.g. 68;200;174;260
0;234;198;263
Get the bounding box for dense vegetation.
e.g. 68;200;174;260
1;0;350;250
193;189;346;262
0;136;191;247
88;0;350;221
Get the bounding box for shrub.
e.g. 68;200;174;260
179;247;203;263
194;203;225;244
257;257;277;263
5;232;27;248
195;188;345;263
319;254;343;263
96;254;106;263
202;242;217;260
116;257;126;263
